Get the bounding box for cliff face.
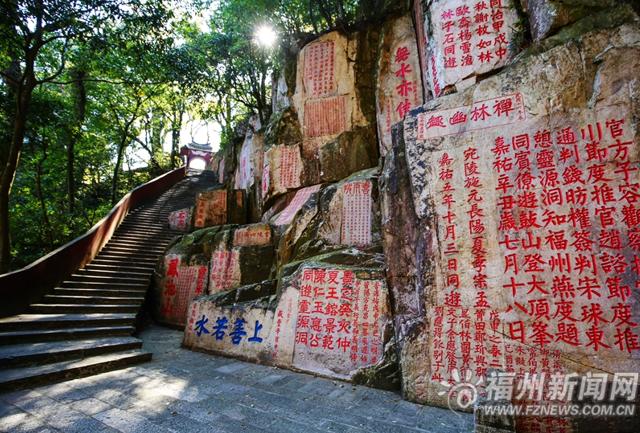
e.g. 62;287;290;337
155;2;640;431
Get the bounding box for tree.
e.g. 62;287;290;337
0;0;171;272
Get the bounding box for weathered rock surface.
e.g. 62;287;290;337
150;6;640;431
183;262;397;385
153;223;275;327
376;15;424;156
522;0;618;41
261;30;380;205
383;11;640;431
416;0;526;96
167;207;192;232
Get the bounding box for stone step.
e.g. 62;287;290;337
42;295;145;306
68;272;150;284
83;262;156;273
108;235;173;244
102;245;167;255
93;254;159;264
111;232;175;242
61;280;149;290
116;222;166;230
123;218;162;224
54;288;146;298
111;230;177;240
0;326;135;345
0;350;151;391
0;337;143;369
75;268;151;278
30;304;140;314
115;225;180;235
101;244;164;254
109;235;176;244
0;314;137;332
98;247;163;257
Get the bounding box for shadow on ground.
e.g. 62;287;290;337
0;324;473;433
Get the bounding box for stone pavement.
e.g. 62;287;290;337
0;325;473;433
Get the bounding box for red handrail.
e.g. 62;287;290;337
0;167;186;317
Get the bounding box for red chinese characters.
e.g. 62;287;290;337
274;184;321;226
492;111;639;354
162;255;208;324
233;224;271;247
194;189;227;228
278;146;302;189
303;40;336;98
294;268;384;369
168;208;191;231
209;249;240;293
341;180;373;246
304;96;347;138
427;0;516;95
393;45;419;120
430;307;503;383
417;94;525;140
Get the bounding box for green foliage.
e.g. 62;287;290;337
2;0;387;270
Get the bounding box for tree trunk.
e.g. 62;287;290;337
0;83;33;273
170;108;183;169
110;136;127;206
33;141;54;249
67;69;87;214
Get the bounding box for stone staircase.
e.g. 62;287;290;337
0;171;215;391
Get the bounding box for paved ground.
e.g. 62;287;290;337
0;325;473;433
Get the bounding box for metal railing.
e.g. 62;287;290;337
0;167;186;317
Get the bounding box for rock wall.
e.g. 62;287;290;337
383;2;640;432
155;3;640;431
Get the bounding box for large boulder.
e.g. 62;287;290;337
522;0;618;41
183;261;398;388
376;14;424;156
415;0;527;96
153;223;276;327
261;30;380;205
382;10;640;431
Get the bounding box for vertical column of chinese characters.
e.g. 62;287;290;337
347;271;359;365
342;181;372;246
444;307;459;382
280;147;292;189
439;6;457;70
173;266;197;321
469;308;505;381
273;307;284;358
581;117;639;353
459;308;472;374
162;256;180;319
492;129;550;349
309;45;319;96
488;0;508;62
370;280;381;364
431;306;445;382
187;300;199;334
227;251;239;288
394;46;414;120
342;183;353;244
295;268;314;354
195;265;207;297
360;280;371;364
262;160;270;197
195;197;205;227
464;146;489;309
437;153;461;306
